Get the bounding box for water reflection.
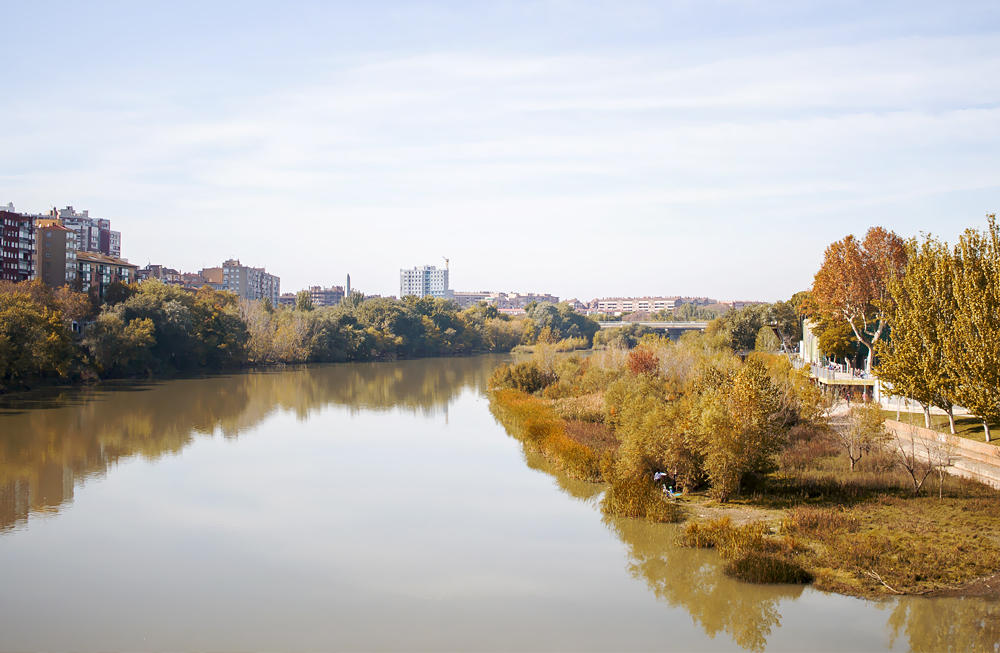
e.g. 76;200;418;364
525;444;1000;653
605;517;799;653
888;595;1000;653
0;356;504;533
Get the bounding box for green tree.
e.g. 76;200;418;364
295;290;314;311
754;325;781;352
876;235;958;431
948;214;1000;441
700;358;782;501
814;317;859;364
82;311;156;376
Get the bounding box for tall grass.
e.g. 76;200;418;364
490;388;603;481
601;475;682;523
679;517;812;584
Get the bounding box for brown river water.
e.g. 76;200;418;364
0;355;996;652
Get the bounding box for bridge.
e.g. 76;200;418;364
596;321;709;338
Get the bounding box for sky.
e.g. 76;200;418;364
3;1;999;302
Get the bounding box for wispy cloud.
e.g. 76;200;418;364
2;5;998;299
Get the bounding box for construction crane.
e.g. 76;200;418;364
442;256;449;270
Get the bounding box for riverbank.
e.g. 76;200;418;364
488;354;1000;600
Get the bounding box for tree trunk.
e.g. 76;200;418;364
946;406;956;434
984;421;992;443
896;395;901;421
924;405;931;429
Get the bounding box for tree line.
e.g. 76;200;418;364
0;279;600;390
808;214;999;439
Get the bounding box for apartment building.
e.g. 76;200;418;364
77;251;139;299
206;259;280;305
309;285;344;307
400;265;450;298
34;219;78;287
495;292;559;309
47;206;121;259
595;297;683;314
0;206;35;282
137;264;182;284
451;291;497;309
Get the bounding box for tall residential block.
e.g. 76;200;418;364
48;206;122;259
400;265;450;298
0;206;36;282
34;219;79;287
207;259;280;306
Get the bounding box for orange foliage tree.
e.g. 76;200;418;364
812;227;907;372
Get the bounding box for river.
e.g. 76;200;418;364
0;355;996;652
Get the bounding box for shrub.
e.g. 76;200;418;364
627;347;659;376
488;361;552;394
551;393;605;423
563;420;617;452
725;553;812;584
601;475;682;522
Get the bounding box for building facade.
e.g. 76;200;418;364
595;297;682;314
495;292;559;309
400;265;450;298
137;264;182;284
216;259;280;305
47;206;121;259
34;219;78;287
77;251;139;299
0;208;35;282
309;285;344;307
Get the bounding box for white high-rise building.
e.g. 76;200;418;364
400;265;450;298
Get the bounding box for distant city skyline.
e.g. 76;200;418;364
3;1;999;301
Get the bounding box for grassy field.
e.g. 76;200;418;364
881;409;998;445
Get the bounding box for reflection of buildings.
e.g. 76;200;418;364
0;355;504;533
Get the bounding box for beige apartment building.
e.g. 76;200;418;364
77;251;139;299
34;219;78;287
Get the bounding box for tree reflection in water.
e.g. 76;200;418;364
888;595;1000;653
522;449;1000;653
522;449;795;652
0;355;506;533
605;516;796;653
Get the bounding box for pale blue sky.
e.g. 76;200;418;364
3;1;999;301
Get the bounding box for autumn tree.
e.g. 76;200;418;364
0;293;75;384
876;235;958;431
813;227;907;372
948;214;1000;441
754;325;781;352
